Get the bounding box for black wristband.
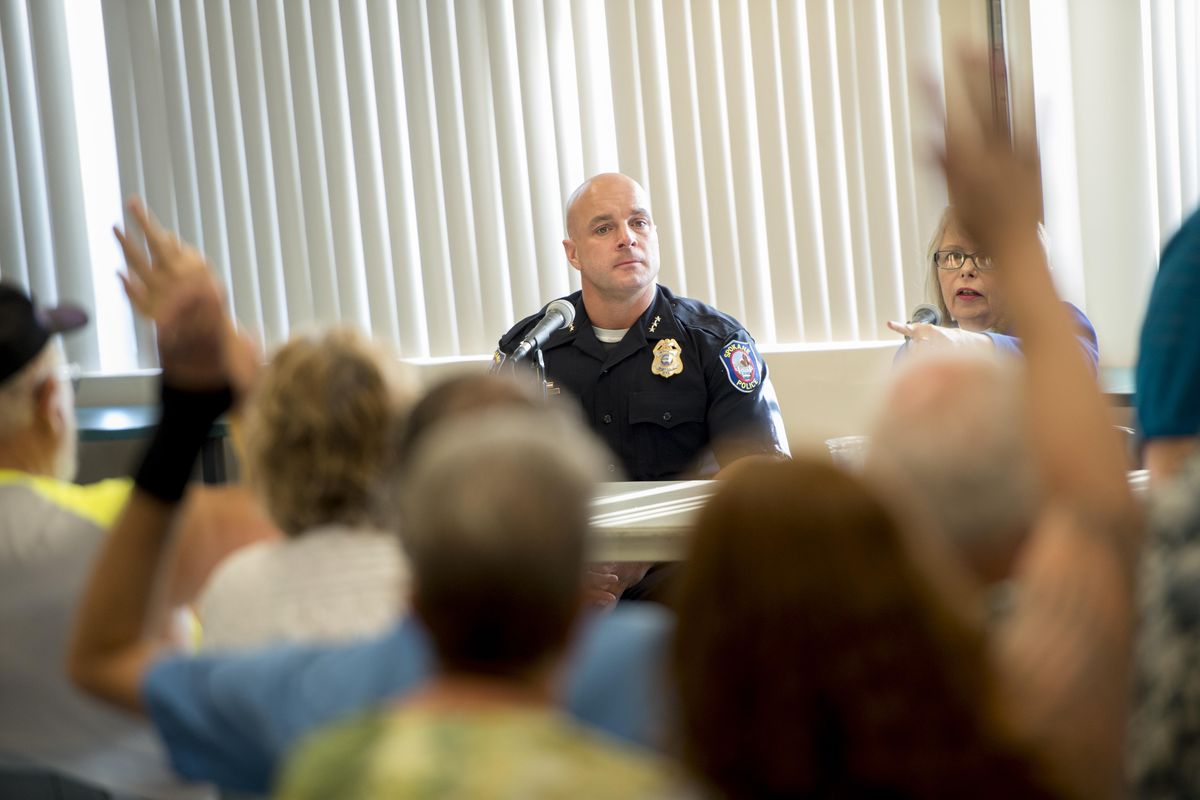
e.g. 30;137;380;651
133;383;234;503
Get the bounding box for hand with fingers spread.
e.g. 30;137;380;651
114;198;243;391
938;53;1043;260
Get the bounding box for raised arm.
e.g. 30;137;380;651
68;199;246;712
940;54;1142;799
941;61;1134;537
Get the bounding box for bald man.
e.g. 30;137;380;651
867;352;1039;587
496;173;788;484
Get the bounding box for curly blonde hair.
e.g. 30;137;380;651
241;328;411;536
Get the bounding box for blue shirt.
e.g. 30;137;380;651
1137;208;1200;439
894;302;1099;374
142;606;673;794
984;303;1099;373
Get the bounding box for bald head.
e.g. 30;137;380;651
564;173;651;240
560;173;660;309
883;355;1009;434
867;352;1039;583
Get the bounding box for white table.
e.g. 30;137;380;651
588;480;714;562
588;472;1152;562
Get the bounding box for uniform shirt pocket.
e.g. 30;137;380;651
628;391;706;429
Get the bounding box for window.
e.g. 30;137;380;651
23;0;958;373
1016;0;1200;365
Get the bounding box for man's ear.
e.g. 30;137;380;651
562;239;580;273
33;374;66;436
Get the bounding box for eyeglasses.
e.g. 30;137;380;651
55;362;82;393
933;250;994;272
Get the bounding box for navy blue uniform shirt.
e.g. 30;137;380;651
496;284;789;480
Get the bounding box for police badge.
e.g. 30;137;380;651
651;338;683;378
489;349;508;374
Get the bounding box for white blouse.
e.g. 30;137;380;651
196;525;408;650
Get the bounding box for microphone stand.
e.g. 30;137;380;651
493;341;552;402
533;346;550;403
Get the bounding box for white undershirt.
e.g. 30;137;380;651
593;325;629;344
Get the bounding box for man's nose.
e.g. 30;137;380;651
617;224;638;247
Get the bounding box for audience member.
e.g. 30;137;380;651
277;409;679;798
673;457;1056;798
396;371;624;609
0;283;209;798
1134;208;1200;482
68;200;676;794
868;353;1040;587
674;54;1142;799
888;206;1099;373
1127;207;1200;797
394;371;540;468
196;327;412;648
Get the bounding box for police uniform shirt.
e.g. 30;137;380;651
496;284;789;481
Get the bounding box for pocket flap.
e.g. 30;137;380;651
628;391;705;428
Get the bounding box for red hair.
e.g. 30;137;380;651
672;458;1054;798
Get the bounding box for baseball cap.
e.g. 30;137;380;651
0;283;89;384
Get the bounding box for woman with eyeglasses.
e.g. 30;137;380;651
888;207;1099;372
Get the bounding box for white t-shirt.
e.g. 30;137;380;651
196;525;408;650
593;325;629;344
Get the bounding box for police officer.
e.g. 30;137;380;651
495;173;789;601
495;172;789;482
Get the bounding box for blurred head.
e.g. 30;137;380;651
672;458;1049;798
241;327;413;536
397;372;541;470
0;285;87;479
867;352;1039;584
562;173;660;304
400;408;607;679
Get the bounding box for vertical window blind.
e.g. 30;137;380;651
1027;0;1200;366
4;0;952;371
0;0;101;369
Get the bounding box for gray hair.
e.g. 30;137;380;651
399;407;611;674
401;407;609;557
867;352;1040;581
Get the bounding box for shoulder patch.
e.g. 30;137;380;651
721;340;762;393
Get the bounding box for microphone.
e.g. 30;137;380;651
908;303;942;326
511;299;576;363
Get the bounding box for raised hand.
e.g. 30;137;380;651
937;52;1043;261
114;199;211;319
114;198;246;392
